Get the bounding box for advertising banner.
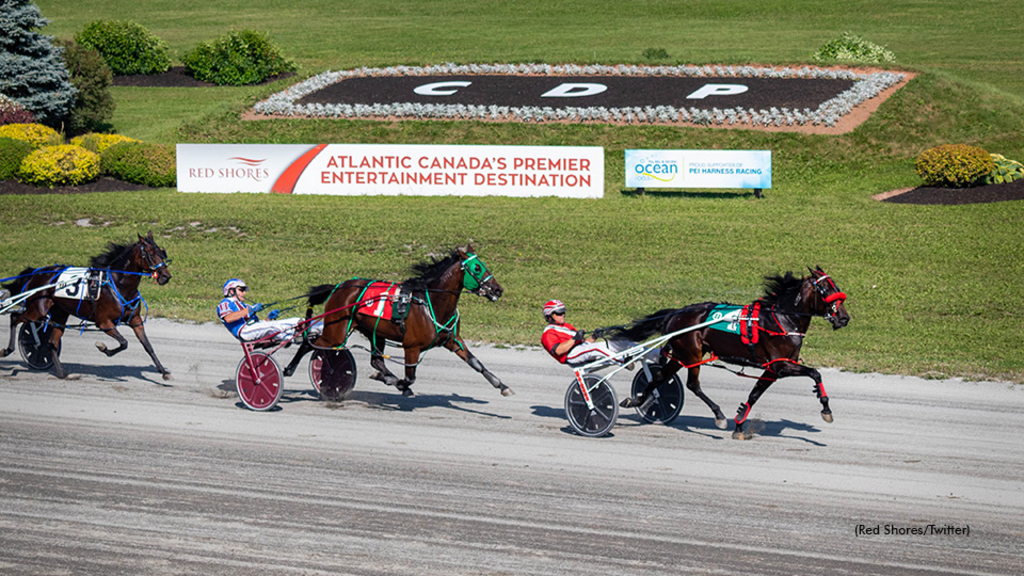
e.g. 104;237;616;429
177;144;604;198
625;149;771;190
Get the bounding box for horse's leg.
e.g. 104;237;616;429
733;370;777;440
45;309;74;380
2;295;49;357
443;337;513;396
282;339;313;377
775;362;832;423
1;310;25;357
127;319;171;380
683;366;729;430
620;359;681;407
395;347;419;397
368;346;400;387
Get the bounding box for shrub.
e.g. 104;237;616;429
101;141;176;187
17;144;100;187
812;32;895;64
70;132;139;154
0;123;63;148
0;0;78;126
0;137;34;180
985;153;1024;185
914;144;995;188
182;29;297;86
0;95;36;125
641;48;670;61
54;38;116;135
75;20;171;75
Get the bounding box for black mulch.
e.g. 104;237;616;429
0;177;153;195
112;66;295;88
881;178;1024;205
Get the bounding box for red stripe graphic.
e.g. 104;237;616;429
271;144;328;194
228;157;266;166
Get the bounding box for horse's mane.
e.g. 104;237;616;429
404;249;462;289
759;272;804;309
89;241;134;269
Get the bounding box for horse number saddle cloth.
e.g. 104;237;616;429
357;282;411;321
52;267;106;301
707;303;760;346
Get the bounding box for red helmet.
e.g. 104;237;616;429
542;299;566;318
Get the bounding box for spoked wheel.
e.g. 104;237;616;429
310;348;357;401
235;352;283;411
630;365;684;424
18;321;60;370
564;375;618;437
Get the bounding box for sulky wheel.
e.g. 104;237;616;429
18;320;60;371
235;352;283;411
630;365;684;424
312;348;357;402
564;375;618;438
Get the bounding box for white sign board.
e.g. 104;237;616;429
625;149;771;189
177;144;604;198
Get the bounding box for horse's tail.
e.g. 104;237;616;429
609;308;681;341
306;284;337;306
2;267;42;294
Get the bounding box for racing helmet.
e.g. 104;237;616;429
223;278;247;297
542;299;566;319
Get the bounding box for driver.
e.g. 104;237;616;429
541;299;656;368
217;278;304;342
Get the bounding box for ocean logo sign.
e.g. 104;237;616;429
625;149;771;189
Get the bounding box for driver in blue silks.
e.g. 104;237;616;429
217;278;303;342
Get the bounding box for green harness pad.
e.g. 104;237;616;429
707;304;743;334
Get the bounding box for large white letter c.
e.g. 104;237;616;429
414;81;473;96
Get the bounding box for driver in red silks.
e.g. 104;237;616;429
541;299;656;368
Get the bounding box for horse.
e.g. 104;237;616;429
1;232;173;380
284;245;513;399
612;266;849;440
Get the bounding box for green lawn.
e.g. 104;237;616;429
3;0;1023;383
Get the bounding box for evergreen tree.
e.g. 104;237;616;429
0;0;77;127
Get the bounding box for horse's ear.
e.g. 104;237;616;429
461;243;474;255
147;230;154;240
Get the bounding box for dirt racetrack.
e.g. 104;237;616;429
1;319;1021;575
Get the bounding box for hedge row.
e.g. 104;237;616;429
0;123;174;188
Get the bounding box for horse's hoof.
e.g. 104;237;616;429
619;397;637;408
715;418;728;430
401;388;414;397
162;373;172;381
65;373;82;381
0;348;11;357
821;411;834;423
732;429;749;440
95;342;107;352
501;387;515;397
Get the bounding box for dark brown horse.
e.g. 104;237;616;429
613;267;850;439
1;232;173;380
286;246;512;399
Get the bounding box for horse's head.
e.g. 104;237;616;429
135;231;172;285
459;246;502;302
807;266;849;329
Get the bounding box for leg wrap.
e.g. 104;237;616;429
814;382;828;400
735;402;752;425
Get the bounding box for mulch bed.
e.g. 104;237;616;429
879;179;1024;205
112;66;295;88
0;177;153;195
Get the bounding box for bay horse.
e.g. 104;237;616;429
287;246;513;399
612;267;849;440
1;232;173;380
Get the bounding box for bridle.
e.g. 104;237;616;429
812;272;847;323
460;253;494;293
136;240;171;279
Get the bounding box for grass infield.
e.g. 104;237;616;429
3;1;1023;383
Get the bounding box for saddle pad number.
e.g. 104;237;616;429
357;282;398;320
53;268;92;300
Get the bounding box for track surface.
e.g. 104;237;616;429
1;320;1021;575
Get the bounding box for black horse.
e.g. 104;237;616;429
1;232;173;379
613;267;850;439
283;246;512;399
